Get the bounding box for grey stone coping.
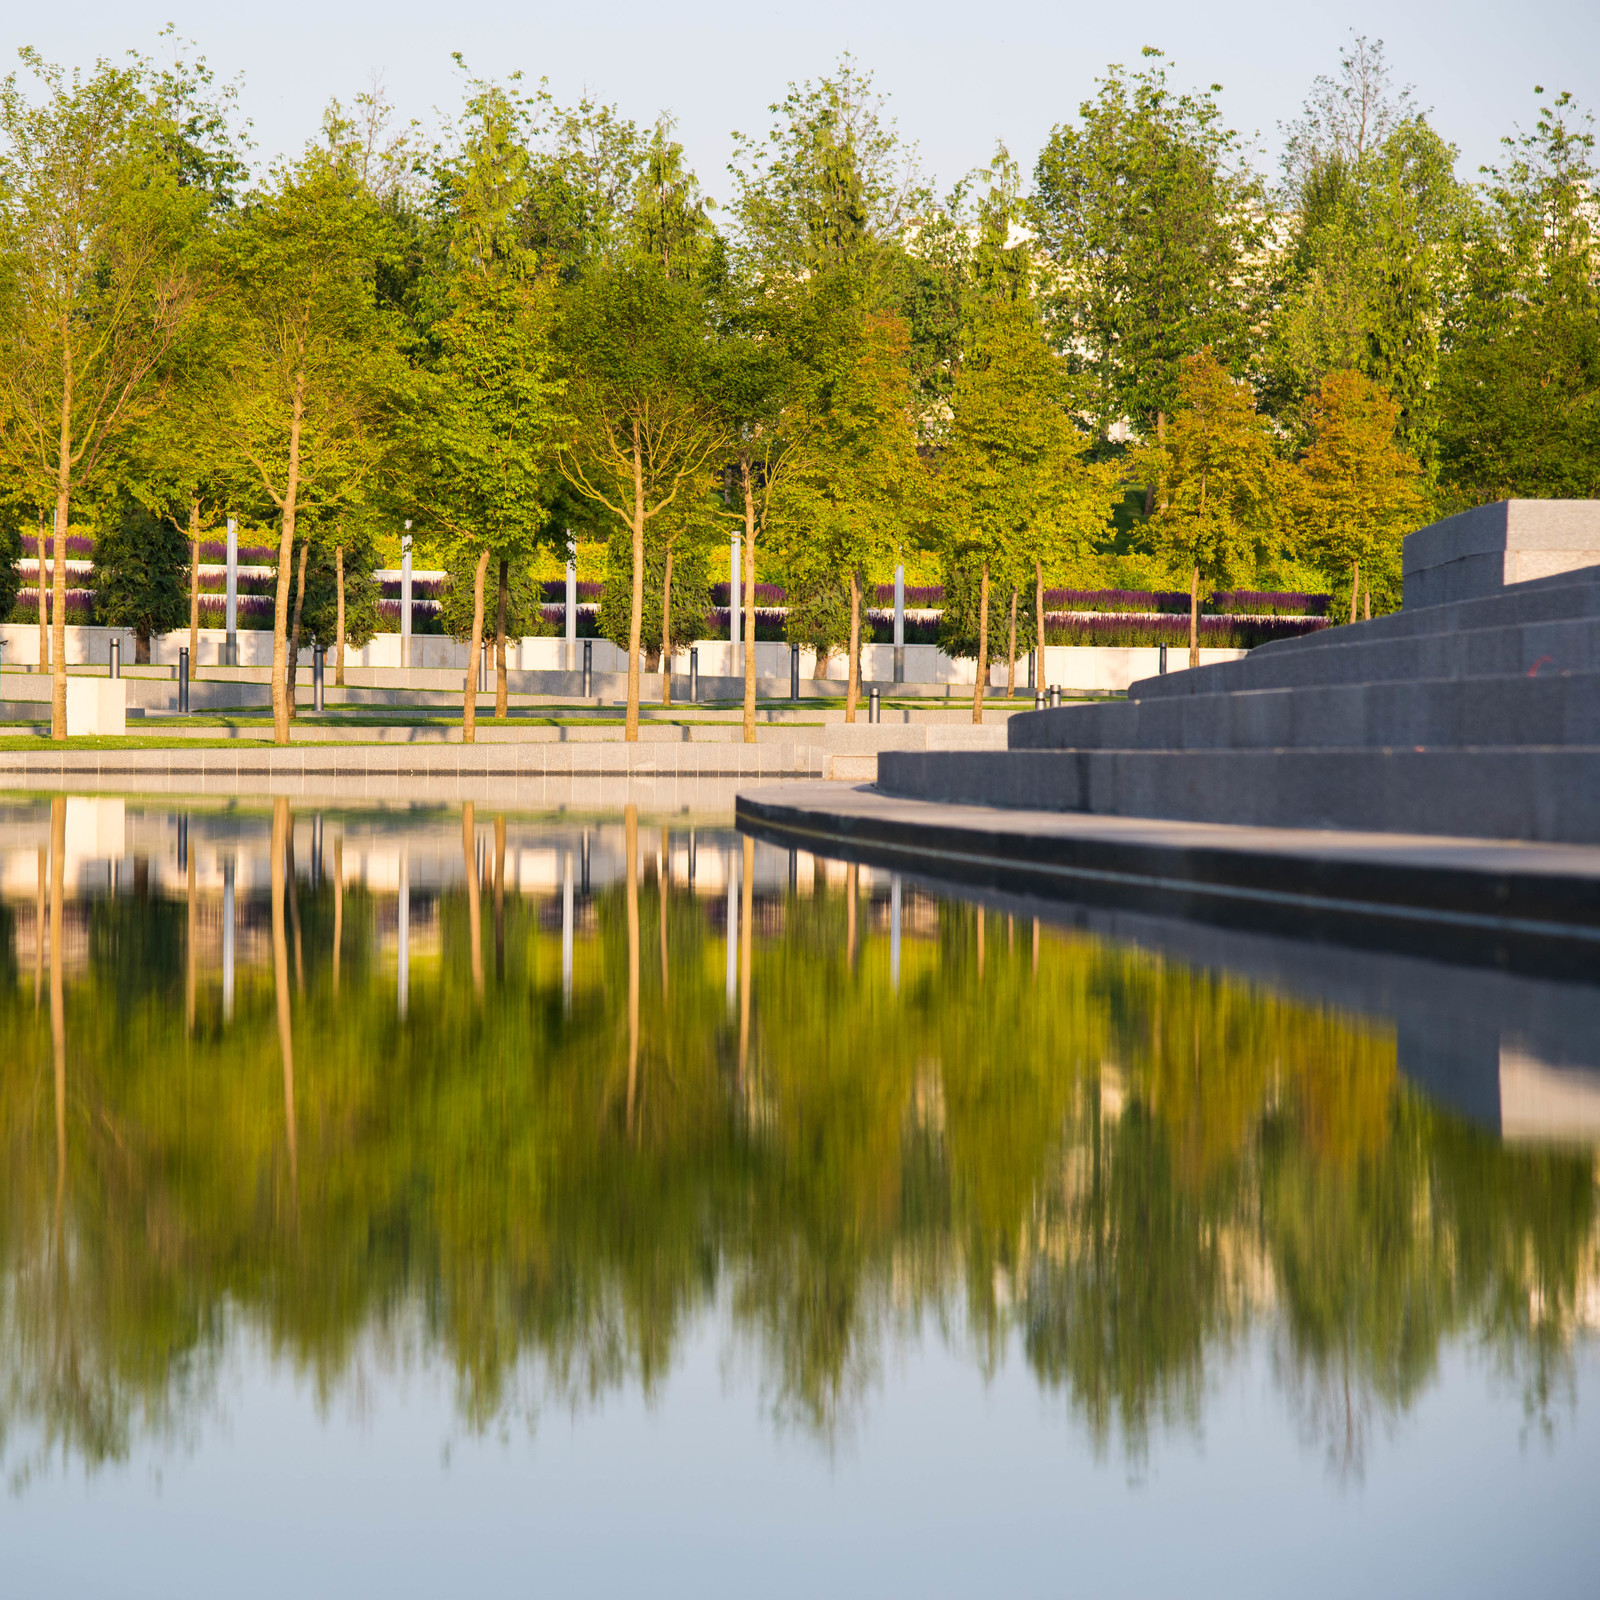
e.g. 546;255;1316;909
736;781;1600;954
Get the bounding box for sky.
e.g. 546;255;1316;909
8;1;1599;200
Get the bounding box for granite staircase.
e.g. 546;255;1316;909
877;563;1600;844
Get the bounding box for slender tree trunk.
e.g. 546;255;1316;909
626;424;643;742
845;567;861;724
1350;559;1361;626
464;801;482;1000
36;512;47;674
739;833;753;1089
51;338;71;740
334;545;346;685
972;561;990;724
332;835;343;995
271;368;306;745
1035;559;1045;696
1363;575;1371;622
463;547;490;743
658;823;669;998
1189;563;1200;669
495;556;509;718
271;797;297;1191
741;454;757;743
660;545;673;707
186;848;196;1035
494;813;506;981
286;540;308;720
188;498;201;670
625;803;639;1133
1006;585;1017;698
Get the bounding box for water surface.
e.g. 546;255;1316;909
2;797;1596;1597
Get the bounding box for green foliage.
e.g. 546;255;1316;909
1032;50;1268;440
440;553;551;643
0;520;21;621
936;560;1037;664
595;524;710;656
297;524;382;651
92;497;190;643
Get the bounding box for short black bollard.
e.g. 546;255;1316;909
790;643;800;702
581;639;592;698
869;687;880;724
1049;686;1061;708
313;646;325;713
1159;643;1168;675
109;638;121;679
178;647;190;713
689;646;699;702
479;641;488;694
1034;690;1045;710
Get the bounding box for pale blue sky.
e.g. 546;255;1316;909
9;1;1598;198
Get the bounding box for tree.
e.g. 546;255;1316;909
0;51;207;737
300;520;382;668
93;497;189;659
932;299;1117;721
1032;51;1267;462
411;78;565;736
1292;369;1425;621
1436;90;1600;502
1149;350;1282;665
210;143;403;743
559;261;727;739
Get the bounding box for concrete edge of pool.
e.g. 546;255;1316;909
735;781;1600;974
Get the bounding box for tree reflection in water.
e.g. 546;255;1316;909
0;802;1594;1487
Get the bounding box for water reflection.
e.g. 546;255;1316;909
0;798;1596;1497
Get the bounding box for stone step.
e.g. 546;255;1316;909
1132;612;1600;700
1010;668;1600;753
877;745;1600;845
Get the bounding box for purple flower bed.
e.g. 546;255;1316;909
537;604;602;636
538;579;607;604
14;591;97;624
1042;613;1329;649
380;576;447;602
196;539;278;565
196;573;276;596
21;534;95;561
195;594;277;628
376;598;444;633
704;607;791;642
1208;589;1330;617
873;583;944;606
710;581;788;607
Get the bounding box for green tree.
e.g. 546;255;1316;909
1292;369;1425;622
1032;50;1267;466
1149;350;1282;664
558;261;727;739
932;299;1117;721
0;51;207;737
210;142;403;742
411;77;564;732
92;496;190;658
1436;89;1600;502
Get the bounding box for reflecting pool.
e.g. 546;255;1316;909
2;797;1597;1598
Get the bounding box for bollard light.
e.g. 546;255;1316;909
1049;686;1060;708
313;646;325;713
479;641;488;694
1034;690;1045;710
1159;643;1168;675
581;638;592;698
179;647;190;714
689;646;699;702
109;637;121;679
869;687;880;724
790;643;800;702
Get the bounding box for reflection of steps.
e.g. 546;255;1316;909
880;554;1600;844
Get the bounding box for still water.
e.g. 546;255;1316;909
2;796;1597;1598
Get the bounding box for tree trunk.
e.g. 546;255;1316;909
51;339;71;740
625;803;639;1133
136;627;151;665
495;556;508;718
270;797;297;1189
1189;563;1200;669
1006;585;1017;698
36;513;47;675
626;423;643;743
464;800;482;1000
741;454;757;744
972;561;990;725
845;567;861;724
271;368;306;745
334;545;346;685
1350;559;1361;625
813;646;830;681
286;540;308;720
660;545;673;706
1035;559;1045;695
1363;576;1371;622
463;546;490;743
188;498;201;670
